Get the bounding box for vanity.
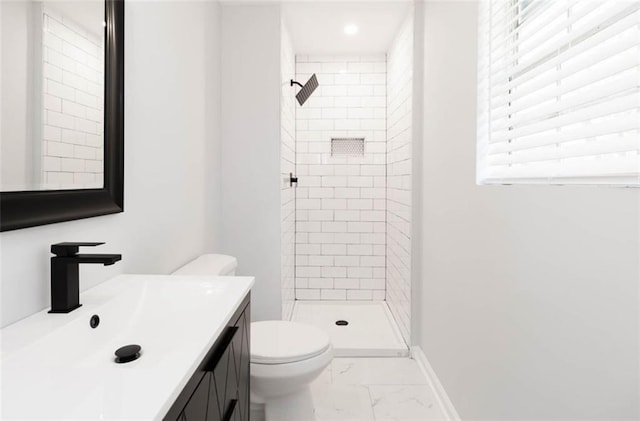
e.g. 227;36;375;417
164;290;251;421
0;274;253;420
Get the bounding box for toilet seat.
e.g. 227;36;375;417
251;321;331;364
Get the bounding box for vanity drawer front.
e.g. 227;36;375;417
210;302;250;421
233;307;250;421
179;373;210;421
208;335;238;421
164;294;250;421
222;398;239;421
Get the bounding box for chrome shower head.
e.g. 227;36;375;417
291;74;318;106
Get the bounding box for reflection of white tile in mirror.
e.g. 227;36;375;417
0;1;104;192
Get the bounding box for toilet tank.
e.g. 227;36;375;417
172;254;238;276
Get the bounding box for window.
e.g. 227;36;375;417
477;0;640;185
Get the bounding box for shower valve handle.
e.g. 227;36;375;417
289;173;298;187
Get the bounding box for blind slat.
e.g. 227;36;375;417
489;8;640;97
492;71;638;132
488;132;640;165
490;92;639;143
489;114;640;154
496;2;633;73
490;43;639;122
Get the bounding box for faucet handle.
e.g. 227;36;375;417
51;242;105;257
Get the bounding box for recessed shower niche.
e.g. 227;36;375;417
331;137;365;157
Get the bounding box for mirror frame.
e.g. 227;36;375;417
0;0;124;232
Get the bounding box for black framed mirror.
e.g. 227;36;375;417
0;0;124;232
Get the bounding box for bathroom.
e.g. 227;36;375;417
1;1;638;420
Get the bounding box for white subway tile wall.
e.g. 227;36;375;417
41;6;104;189
281;23;296;321
295;55;387;301
386;13;413;344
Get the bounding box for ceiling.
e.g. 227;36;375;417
282;1;412;55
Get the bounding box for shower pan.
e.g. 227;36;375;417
292;301;408;357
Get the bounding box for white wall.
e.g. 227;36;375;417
220;4;282;321
418;2;640;419
0;0;221;327
294;55;387;301
281;19;296;321
386;10;413;345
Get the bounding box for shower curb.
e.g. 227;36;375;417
412;346;461;421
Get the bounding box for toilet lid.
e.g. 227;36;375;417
250;321;331;364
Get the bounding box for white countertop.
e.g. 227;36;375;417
0;274;253;420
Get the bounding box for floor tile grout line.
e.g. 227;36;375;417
366;384;378;421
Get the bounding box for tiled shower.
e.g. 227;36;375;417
281;11;414;351
294;54;388;302
41;5;104;190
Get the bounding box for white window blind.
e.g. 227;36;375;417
477;0;640;185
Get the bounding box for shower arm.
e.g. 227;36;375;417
290;80;304;89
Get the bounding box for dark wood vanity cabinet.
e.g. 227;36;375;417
165;294;250;421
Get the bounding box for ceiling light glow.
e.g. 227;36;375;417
344;24;358;36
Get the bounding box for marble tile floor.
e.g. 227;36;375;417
310;357;446;421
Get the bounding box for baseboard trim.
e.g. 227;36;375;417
412;346;461;421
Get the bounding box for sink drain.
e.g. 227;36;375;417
335;320;349;326
115;344;142;363
89;314;100;329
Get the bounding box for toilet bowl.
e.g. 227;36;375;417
173;254;333;421
250;320;332;421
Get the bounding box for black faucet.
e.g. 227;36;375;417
49;242;122;313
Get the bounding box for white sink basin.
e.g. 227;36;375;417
0;274;253;420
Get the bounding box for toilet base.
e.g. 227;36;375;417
251;386;316;421
250;402;266;421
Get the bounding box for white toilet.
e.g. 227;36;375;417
173;254;333;421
